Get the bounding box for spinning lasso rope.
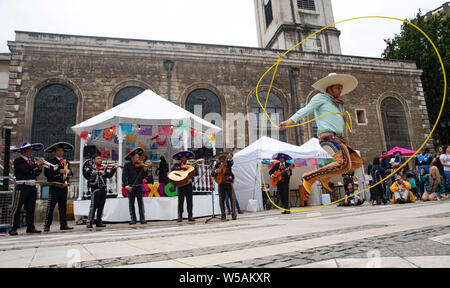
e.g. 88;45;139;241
256;16;447;212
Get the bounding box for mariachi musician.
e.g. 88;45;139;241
122;148;151;225
212;152;237;221
9;142;44;236
83;152;118;228
171;151;198;223
269;153;293;214
43;142;74;232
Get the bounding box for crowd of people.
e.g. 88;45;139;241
362;145;450;207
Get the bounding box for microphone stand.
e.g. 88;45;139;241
205;161;218;223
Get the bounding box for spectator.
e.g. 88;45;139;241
370;157;387;205
416;148;433;175
391;151;406;176
380;151;393;202
338;182;363;206
352;183;365;205
421;166;446;201
390;175;415;204
405;171;420;200
439;145;450;195
432;146;445;185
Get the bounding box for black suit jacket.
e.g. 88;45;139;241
13;156;42;181
44;157;73;184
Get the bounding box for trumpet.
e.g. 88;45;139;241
36;158;59;171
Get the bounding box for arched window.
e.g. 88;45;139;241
31;84;77;159
380;97;411;150
185;89;222;156
251;92;286;142
113;86;145;107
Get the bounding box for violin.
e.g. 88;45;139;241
134;162;152;168
96;164;123;170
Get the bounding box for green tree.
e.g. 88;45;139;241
382;10;449;148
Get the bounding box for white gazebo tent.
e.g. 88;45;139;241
233;136;332;212
71;89;221;198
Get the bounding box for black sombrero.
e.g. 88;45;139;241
125;147;144;161
172;150;195;160
271;153;293;161
11;142;44;153
44;142;74;153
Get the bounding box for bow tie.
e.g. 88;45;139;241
332;97;344;105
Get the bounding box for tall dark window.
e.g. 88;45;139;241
297;0;316;11
381;97;411;150
113;86;145;107
185;89;222;155
31;84;77;160
264;0;273;27
251;92;286;142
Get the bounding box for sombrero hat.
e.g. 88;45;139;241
312;73;358;96
125;147;144;161
11;142;44;153
272;153;293;161
44;142;74;153
214;152;228;160
172;150;195;160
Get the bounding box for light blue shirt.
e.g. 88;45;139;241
289;93;345;135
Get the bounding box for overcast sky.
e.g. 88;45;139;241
0;0;445;58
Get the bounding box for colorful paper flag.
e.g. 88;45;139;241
295;158;307;166
138;125;152;136
119;123;133;135
80;131;89;140
308;158;318;166
158;125;173;136
91;129;102;141
103;126;116;140
126;134;137;145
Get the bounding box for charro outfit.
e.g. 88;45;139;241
269;155;292;213
212;156;237;220
43;156;73;231
84;162;117;227
288;73;362;193
122;161;149;224
171;151;197;222
9;142;44;235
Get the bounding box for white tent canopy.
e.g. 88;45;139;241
233;136;332;212
72;90;221;134
71;89;221;198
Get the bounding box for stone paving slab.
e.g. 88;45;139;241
30;244;95;268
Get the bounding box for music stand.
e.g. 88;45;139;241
205;160;218;223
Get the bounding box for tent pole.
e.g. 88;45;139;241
117;125;124;198
77;137;85;201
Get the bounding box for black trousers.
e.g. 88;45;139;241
88;188;107;224
11;185;37;230
277;181;290;210
44;186;68;228
219;183;236;217
178;184;193;220
128;186;145;222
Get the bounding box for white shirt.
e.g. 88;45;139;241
440;154;450;172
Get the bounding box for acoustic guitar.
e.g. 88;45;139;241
270;166;290;186
168;159;204;187
213;162;227;184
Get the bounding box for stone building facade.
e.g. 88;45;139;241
3;30;431;168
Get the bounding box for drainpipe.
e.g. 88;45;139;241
163;60;174;101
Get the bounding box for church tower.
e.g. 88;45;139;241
254;0;342;54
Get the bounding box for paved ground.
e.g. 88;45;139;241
0;200;449;268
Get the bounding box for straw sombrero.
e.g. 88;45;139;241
312;73;358;96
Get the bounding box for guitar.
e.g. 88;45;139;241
270;166;291;186
213;162;227;184
168;159;204;187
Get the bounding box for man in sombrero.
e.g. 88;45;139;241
279;73;363;195
43;142;74;232
171;151;198;223
9;142;44;235
269;153;293;214
212;152;237;221
123;147;151;225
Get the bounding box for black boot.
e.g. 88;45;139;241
9;229;18;236
96;220;106;228
44;226;50;232
60;226;73;231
